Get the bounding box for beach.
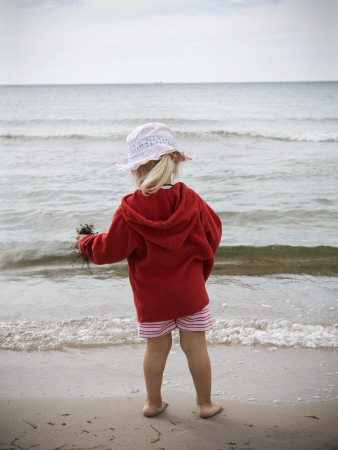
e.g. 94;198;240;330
1;344;338;450
1;396;337;450
1;316;337;448
1;82;337;449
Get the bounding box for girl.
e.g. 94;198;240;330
76;122;222;418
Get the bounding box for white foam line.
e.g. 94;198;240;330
1;317;337;351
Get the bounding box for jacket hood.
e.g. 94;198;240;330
120;183;200;251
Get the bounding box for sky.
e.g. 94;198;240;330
0;0;337;84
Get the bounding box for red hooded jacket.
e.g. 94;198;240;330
80;182;222;322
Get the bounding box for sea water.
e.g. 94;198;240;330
0;82;337;353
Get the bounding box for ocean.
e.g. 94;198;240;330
0;82;337;363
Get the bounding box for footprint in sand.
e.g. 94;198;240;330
170;423;187;436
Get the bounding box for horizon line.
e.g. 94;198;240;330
1;80;337;87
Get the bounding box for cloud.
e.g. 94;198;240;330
6;0;274;21
0;0;337;84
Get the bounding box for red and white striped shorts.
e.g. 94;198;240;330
138;305;212;339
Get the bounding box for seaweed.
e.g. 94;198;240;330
71;224;98;271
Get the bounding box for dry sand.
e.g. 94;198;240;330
1;394;337;450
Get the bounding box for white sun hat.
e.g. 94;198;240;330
116;122;191;171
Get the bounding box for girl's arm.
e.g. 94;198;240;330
76;208;140;265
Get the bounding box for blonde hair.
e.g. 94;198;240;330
133;154;179;196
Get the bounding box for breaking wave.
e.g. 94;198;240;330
0;317;336;351
1;130;337;143
1;245;337;276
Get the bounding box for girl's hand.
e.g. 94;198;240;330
75;234;87;253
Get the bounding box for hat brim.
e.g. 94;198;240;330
116;145;191;171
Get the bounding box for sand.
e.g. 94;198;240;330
1;344;337;449
1;395;337;450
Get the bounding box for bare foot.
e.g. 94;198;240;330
198;401;222;418
143;401;168;417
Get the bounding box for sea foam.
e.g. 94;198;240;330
1;317;336;351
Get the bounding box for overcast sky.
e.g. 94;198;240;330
0;0;337;84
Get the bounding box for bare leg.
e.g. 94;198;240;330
180;330;222;418
143;333;172;417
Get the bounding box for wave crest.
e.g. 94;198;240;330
1;245;337;276
1;130;337;143
1;317;336;351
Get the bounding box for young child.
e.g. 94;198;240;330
76;122;222;418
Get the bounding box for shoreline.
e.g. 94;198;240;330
1;345;337;404
1;395;337;450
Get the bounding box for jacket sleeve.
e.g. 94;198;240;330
79;208;140;265
200;198;222;254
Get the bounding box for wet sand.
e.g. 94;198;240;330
1;345;337;402
1;344;337;449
